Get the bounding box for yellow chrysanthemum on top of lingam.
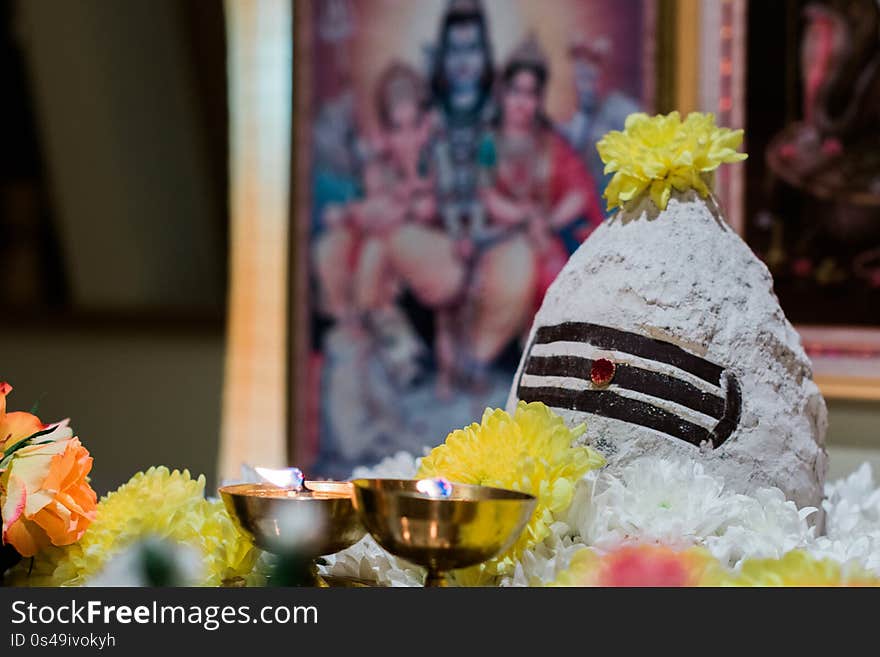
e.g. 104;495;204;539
8;467;259;586
597;111;747;211
417;401;605;584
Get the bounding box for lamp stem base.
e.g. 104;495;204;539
424;569;448;587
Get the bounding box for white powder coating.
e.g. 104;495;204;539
507;191;828;511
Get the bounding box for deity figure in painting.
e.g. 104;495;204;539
422;0;497;393
471;36;604;372
427;0;495;249
311;63;443;469
314;63;436;329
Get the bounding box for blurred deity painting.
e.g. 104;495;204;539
295;0;655;476
746;0;880;329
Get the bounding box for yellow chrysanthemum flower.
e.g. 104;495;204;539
7;467;258;586
417;401;605;584
729;550;880;587
597;111;747;211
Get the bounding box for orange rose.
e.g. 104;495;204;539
0;382;48;453
1;437;97;557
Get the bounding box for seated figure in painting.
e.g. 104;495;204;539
313;60;473;396
327;0;498;399
311;62;454;470
472;36;604;369
420;0;497;395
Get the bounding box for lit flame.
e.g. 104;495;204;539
255;466;304;490
416;477;453;499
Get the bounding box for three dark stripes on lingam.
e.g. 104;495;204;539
516;322;742;448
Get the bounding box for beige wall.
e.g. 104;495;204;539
0;328;224;495
825;400;880;479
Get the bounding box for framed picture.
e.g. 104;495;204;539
704;0;880;400
289;0;670;475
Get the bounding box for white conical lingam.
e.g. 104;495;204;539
507;113;827;511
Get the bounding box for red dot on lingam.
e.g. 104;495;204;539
591;358;616;387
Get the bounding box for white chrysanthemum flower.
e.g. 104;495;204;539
319;535;423;587
571;455;816;569
582;457;735;550
811;463;880;575
350;450;422;479
500;527;587;587
555;472;598;537
823;463;880;538
705;489;816;568
808;534;880;575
